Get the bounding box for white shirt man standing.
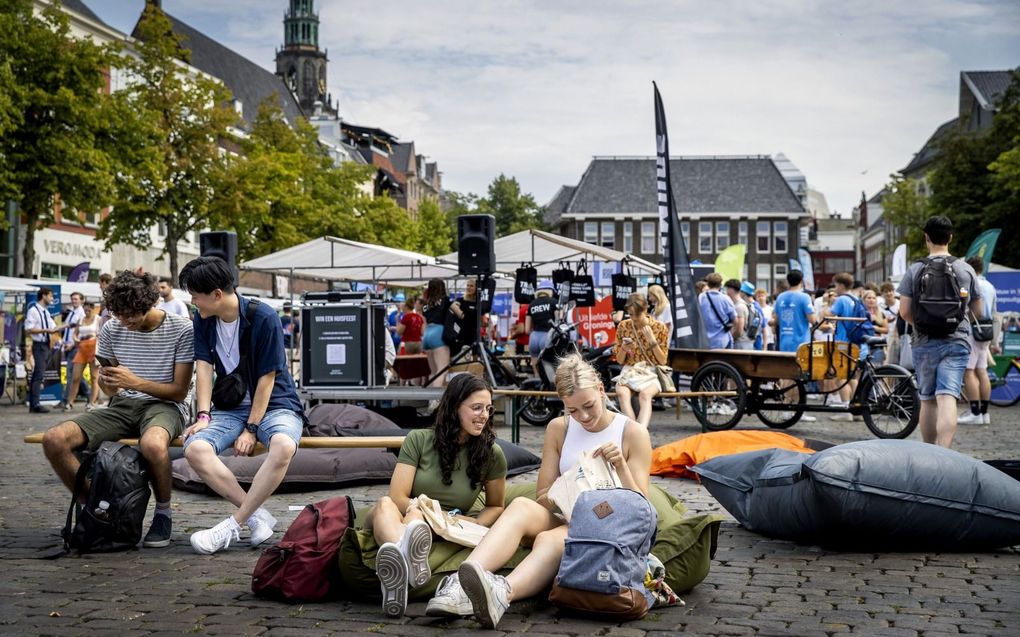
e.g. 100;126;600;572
157;277;191;318
24;287;62;413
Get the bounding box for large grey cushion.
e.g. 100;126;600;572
691;440;1020;551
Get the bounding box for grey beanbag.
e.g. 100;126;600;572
691;439;1020;551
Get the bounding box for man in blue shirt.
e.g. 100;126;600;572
699;273;736;349
824;272;859;413
772;271;815;353
178;257;303;555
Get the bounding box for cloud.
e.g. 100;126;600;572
87;0;1020;215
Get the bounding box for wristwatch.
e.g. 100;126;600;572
245;422;258;434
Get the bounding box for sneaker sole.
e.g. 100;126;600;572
377;544;408;618
458;561;498;629
145;538;172;548
404;520;433;587
425;600;473;618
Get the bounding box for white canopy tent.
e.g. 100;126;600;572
241;236;460;288
0;276;38;293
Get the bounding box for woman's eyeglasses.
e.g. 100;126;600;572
467;404;495;416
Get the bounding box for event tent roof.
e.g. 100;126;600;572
0;276;39;293
440;229;664;279
240;236;459;287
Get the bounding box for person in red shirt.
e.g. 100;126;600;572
397;297;425;354
510;304;529;355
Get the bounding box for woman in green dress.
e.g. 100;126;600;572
363;373;507;617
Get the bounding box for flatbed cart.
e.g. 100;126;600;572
668;317;920;439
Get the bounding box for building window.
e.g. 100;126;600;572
738;221;748;246
756;221;770;253
715;221;730;252
826;257;853;273
774;221;788;253
600;221;615;249
623;222;633;253
698;222;712;254
157;221;167;238
641;221;656;254
583;222;598;245
681;222;690;250
756;264;771;294
774;264;788;291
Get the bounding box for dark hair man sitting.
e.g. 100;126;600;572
42;270;195;548
178;256;303;554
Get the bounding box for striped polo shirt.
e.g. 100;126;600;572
97;311;195;420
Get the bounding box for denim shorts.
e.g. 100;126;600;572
422;323;446;350
184;405;303;454
528;330;549;357
912;339;970;401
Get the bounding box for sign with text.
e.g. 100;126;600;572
988;272;1020;314
301;304;385;387
576;295;617;349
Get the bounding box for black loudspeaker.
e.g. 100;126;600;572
199;231;239;287
457;214;496;275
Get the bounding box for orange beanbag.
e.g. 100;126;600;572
651;431;817;479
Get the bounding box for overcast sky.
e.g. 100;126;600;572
86;0;1020;216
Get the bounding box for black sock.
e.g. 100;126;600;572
970;401;980;416
980;400;989;415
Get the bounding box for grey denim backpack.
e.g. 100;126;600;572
549;488;657;620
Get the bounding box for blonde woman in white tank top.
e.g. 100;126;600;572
427;354;652;628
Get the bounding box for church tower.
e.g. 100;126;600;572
275;0;336;117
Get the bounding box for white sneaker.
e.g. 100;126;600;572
377;542;409;618
458;560;510;629
983;412;991;425
426;573;473;617
830;411;854;422
957;412;983;425
190;517;241;555
800;414;817;422
398;519;432;588
247;508;277;548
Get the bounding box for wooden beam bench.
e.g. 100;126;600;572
23;433;406;454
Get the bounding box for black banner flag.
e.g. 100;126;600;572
654;82;707;348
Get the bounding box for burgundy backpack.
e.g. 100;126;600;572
251;495;355;602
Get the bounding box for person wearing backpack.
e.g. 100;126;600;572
825;272;872;418
724;279;753;350
897;216;983;448
362;374;507;618
430;354;652;629
42;270;195;549
178;257;304;554
699;273;737;349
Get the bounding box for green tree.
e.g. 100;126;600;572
475;174;545;236
415;197;454;255
99;5;238;283
0;0;123;275
927;68;1020;266
881;175;931;260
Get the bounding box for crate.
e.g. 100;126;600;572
797;340;859;381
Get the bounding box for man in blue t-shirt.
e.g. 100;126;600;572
178;257;304;555
699;273;736;349
772;271;815;353
824;272;859;413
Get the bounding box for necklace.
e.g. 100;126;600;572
218;317;240;356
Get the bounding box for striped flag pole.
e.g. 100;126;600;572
654;82;707;349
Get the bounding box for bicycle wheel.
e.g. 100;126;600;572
754;379;805;429
859;365;919;439
989;363;1020;407
690;362;746;431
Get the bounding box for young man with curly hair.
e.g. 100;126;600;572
178;256;303;554
42;270;195;548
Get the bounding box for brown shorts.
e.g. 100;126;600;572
71;395;185;450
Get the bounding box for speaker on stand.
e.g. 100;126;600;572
199;231;239;288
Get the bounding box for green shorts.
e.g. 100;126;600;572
72;395;186;450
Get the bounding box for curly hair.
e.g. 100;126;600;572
432;374;495;489
104;270;160;317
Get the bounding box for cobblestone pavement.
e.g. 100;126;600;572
1;399;1018;636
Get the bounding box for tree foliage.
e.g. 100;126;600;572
0;0;123;275
926;68;1020;266
415;197;454;256
99;5;239;283
880;175;930;260
476;174;546;236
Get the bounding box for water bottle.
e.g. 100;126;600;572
94;500;110;521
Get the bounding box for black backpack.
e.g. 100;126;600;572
913;256;966;338
63;441;151;552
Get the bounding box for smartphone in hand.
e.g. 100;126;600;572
96;355;119;368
